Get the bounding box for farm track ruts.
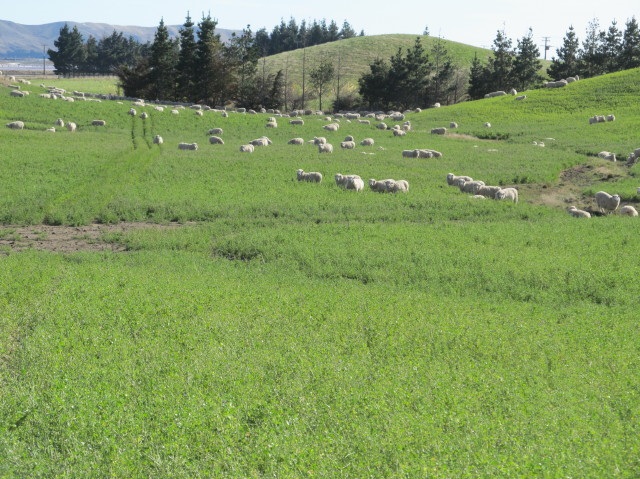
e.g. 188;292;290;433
0;222;191;254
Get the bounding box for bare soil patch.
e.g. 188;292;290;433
0;222;189;254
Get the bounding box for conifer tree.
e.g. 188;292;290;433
547;25;580;79
512;28;542;91
620;16;640;69
48;24;87;76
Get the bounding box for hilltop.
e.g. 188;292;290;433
0;19;240;58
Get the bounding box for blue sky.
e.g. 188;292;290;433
7;0;639;57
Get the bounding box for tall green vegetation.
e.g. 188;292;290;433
47;24;87;76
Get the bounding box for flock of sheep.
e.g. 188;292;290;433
4;74;640;220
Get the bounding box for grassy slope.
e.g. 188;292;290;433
0;70;639;477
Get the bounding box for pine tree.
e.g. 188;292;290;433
601;20;623;73
512;28;542;91
547;25;580;79
339;21;356;39
429;36;456;105
176;13;198;101
148;18;178;100
358;57;391;110
48;24;87;76
468;53;488;100
196;14;228;105
486;29;514;91
228;26;260;107
83;35;99;74
579;19;606;78
620;16;640;69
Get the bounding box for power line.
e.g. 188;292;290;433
542;36;553;60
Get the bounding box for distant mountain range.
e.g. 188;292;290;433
0;19;241;58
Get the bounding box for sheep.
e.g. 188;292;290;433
484;90;507;98
360;138;375;146
402;149;417;158
567;206;591;218
250;137;272;147
178;142;198;150
446;173;473;186
92;120;106;126
171;109;180;115
9;90;25;97
449;122;458;129
66;122;77;132
239;144;255;153
619;205;639;217
598;151;617;162
495;187;519;203
515;95;527;101
431;127;447;135
589;115;606;124
312;136;327;145
208;128;223;135
323;123;339;131
415;149;443;158
369;179;394;193
288;137;305;145
6;121;24;130
594;191;621;214
335;173;361;187
128;108;137;116
476;185;502;199
45;127;56;133
318;143;334;154
344;135;354;142
209;136;224;145
509;88;518;95
459;180;485;194
139;112;148;120
545;80;568;88
393;129;407;136
358;119;371;125
265;120;277;128
54;118;65;127
345;176;365;191
289;119;304;125
340;141;356;149
153;135;164;145
376;122;388;130
388;179;409;193
296;169;323;183
606;114;616;122
484;122;491;128
154;106;165;112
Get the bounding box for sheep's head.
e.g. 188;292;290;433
369;179;377;187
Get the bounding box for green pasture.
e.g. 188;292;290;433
0;70;639;477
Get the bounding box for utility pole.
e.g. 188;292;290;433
542;37;552;60
43;45;46;76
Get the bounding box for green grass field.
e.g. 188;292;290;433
0;68;639;477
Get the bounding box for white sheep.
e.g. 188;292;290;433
140;112;149;119
178;142;198;150
54;118;65;127
45;127;56;133
459;180;485;194
393;129;407;136
208;128;223;135
388;179;409;193
449;122;458;128
606;114;616;122
318;143;334;154
312;136;327;145
495;187;519;203
446;173;473;186
297;169;323;183
567;206;591;218
598;151;616;162
128;108;137;116
402;149;417;158
209;136;224;145
416;149;442;158
340;141;356;149
346;176;365;191
6;121;24;129
323;123;339;131
289;119;304;125
515;95;527;101
343;135;354;142
239;144;255;153
594;191;621;214
430;127;447;135
250;137;271;147
360;138;374;146
484;122;491;128
619;205;639;217
376;122;388;130
66;122;77;132
358;119;371;125
288;137;305;145
368;179;394;193
266;120;277;128
10;90;25;97
484;91;507;98
153;135;164;145
335;173;362;188
476;185;502;199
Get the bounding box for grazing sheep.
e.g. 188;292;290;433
459;180;485;194
318;143;334;154
171;109;180;115
476;185;502;199
485;91;507;98
288;137;305;145
153;135;164;145
340;140;356;149
154;106;165;112
54;118;65;127
449;122;458;128
376;122;388;130
416;149;443;158
178;142;198;150
619;205;639;217
66;122;77;132
484;122;491;128
495;187;519;203
545;80;568;88
344;135;354;142
92;120;106;126
431;127;447;135
447;173;473;186
6;121;24;130
250;137;272;146
265;120;277;128
323;123;339;131
598;151;617;162
594;191;621;214
140;112;149;119
45;127;56;133
515;95;527;101
358;119;371;125
10;90;25;97
289;119;304;125
388;179;409;193
296;169;323;183
369;179;394;193
335;173;361;188
312;136;327;145
589;115;606;124
605;114;616;121
402;149;417;158
393;129;407;136
239;144;255;153
208;128;223;135
345;176;365;191
360;138;375;146
567;206;591;218
209;136;224;145
509;88;517;95
128;108;137;116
